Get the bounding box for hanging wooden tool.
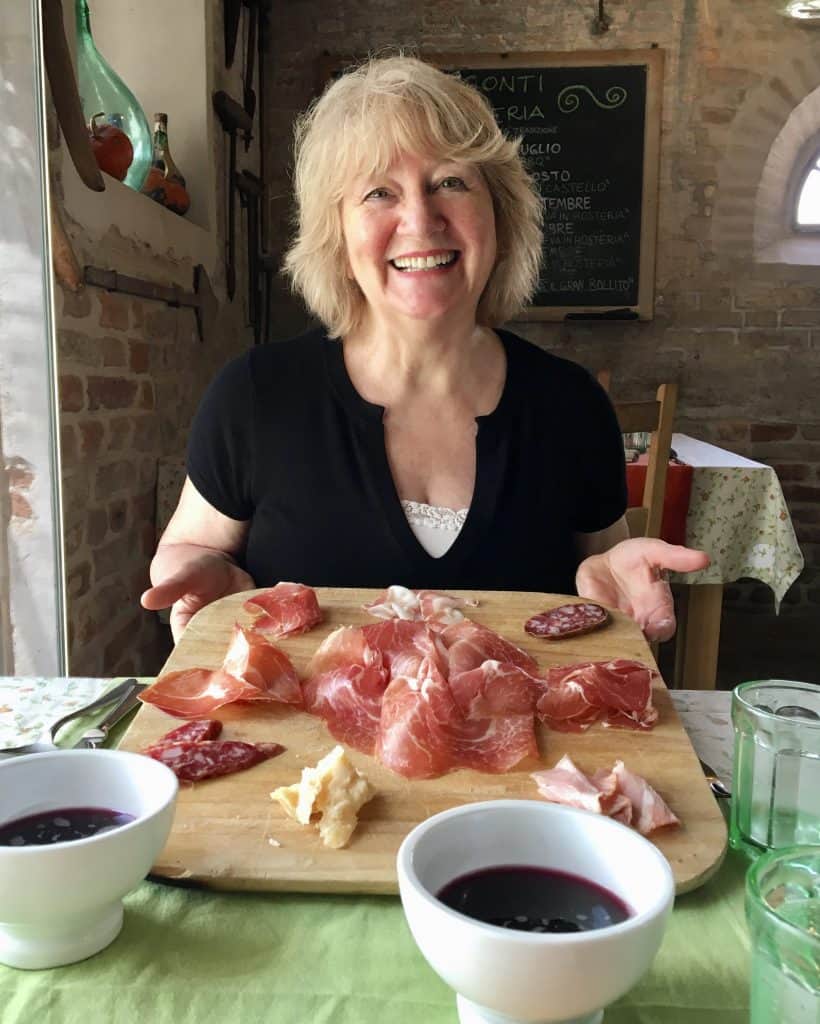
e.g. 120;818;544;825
41;0;105;191
241;0;259;151
236;170;262;343
224;0;242;67
212;91;253;301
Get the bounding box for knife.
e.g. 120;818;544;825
73;680;148;749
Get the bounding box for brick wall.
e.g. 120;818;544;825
263;0;819;616
57;285;231;676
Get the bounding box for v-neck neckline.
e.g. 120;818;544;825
323;330;518;570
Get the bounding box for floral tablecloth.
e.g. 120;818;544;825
0;676;114;750
669;434;804;611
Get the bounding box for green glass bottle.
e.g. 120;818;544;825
74;0;151;190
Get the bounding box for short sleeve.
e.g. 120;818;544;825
570;374;628;533
186;354;255;521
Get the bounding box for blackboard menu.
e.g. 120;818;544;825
455;60;656;317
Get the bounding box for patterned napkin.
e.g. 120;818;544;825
0;677;115;750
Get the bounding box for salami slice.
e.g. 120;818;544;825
151;719;223;745
524;602;609;640
146;739;285;782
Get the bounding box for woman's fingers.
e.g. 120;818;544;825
639;540;711;574
140;578;191;611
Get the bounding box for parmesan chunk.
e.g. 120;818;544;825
270;745;375;849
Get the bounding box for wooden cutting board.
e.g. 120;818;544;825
120;588;727;895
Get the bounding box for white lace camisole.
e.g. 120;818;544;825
400;500;469;558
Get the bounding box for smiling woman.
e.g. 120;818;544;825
141;54;709;645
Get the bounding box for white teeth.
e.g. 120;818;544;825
391;252;456;270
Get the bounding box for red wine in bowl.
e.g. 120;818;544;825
436;865;632;933
0;807;136;846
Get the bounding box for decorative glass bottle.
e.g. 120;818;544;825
141;113;191;216
74;0;151;190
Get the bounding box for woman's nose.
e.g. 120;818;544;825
399;191;446;235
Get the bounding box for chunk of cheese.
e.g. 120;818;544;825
270;745;375;849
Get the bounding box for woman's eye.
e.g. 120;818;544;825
364;187;390;201
438;176;467;190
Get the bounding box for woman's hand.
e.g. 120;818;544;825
575;538;710;642
141;550;255;642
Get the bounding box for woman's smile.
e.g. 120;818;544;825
389;249;460;272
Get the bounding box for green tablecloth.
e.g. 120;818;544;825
1;847;750;1024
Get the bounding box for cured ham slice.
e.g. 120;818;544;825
244;582;322;638
139;630;302;719
531;754;627;817
378;653;538;779
531;755;678;836
535;659;658;732
363;585;475;627
610;760;680;835
594;660;659;730
222;625;303;705
448;661;539;719
302;627;389;754
361;619;446;674
139;668;267;719
438;620;538;676
145;739;284;782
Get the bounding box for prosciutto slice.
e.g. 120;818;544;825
139;668;267;719
222;625;303;705
244;582;322;638
448;661;539;719
438;620;538;676
531;755;678;836
361;619;446;673
610;760;680;834
535;659;658;732
377;653;538;779
363;585;476;627
531;754;622;815
140;628;302;719
301;627;389;754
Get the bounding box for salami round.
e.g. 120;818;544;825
524;602;610;640
145;739;284;782
152;719;223;745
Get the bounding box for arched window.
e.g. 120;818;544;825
795;147;820;229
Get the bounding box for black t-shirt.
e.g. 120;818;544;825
186;327;627;594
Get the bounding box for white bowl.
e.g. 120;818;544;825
397;800;674;1024
0;749;177;970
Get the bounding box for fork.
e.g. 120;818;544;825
0;679;142;753
47;678;142;745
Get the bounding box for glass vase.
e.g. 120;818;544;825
74;0;151;191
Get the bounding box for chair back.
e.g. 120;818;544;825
611;382;678;539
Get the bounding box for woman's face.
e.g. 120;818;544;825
341;151;497;328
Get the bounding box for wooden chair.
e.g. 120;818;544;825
598;373;678;539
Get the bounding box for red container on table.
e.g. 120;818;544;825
626;458;694;545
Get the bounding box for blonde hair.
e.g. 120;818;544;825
283;55;544;337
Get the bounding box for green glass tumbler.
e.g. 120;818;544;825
745;845;820;1024
730;680;820;860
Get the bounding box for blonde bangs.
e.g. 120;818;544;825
283;55;544;336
